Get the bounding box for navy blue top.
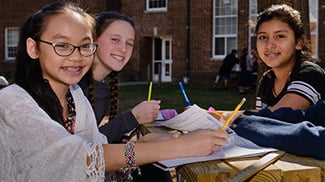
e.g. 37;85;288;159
219;53;239;75
78;77;139;143
234;100;325;160
256;61;325;109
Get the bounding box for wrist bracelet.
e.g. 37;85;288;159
120;141;141;180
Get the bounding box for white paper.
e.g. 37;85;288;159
160;104;225;131
157;104;277;169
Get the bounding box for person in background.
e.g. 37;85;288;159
78;11;169;181
238;47;254;94
213;49;239;89
250;48;259;73
254;4;325;111
0;2;228;181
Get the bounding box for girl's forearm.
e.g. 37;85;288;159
103;139;182;172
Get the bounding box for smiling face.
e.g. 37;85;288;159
29;12;94;92
256;19;303;71
94;20;135;74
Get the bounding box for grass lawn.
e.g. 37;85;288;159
118;80;257;114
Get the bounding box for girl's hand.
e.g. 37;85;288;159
131;100;161;124
176;129;228;157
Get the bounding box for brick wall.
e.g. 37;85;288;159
1;0;324;83
119;0;257;82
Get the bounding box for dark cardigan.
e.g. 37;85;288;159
234;100;325;160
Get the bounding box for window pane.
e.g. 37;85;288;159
154;38;162;60
250;0;257;14
6;27;19;59
226;17;236;34
226;37;236;53
215;0;237;16
213;0;237;57
165;41;170;59
154;62;161;74
309;0;318;57
215;17;237;35
214;37;225;55
249;0;257;35
165;63;170;76
7;28;19;45
148;0;166;9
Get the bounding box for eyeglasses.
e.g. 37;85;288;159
37;39;98;57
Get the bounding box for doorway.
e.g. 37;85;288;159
152;37;172;82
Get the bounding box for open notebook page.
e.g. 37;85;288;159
156;104;277;170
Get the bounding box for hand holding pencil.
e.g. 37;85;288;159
220;98;246;131
131;81;161;124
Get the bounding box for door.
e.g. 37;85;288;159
152;37;172;82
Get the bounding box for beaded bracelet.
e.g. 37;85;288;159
120;141;141;180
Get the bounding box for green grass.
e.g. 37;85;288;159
118;81;257;114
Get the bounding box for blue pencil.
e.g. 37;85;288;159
178;82;191;106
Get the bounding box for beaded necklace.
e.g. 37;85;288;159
63;89;76;134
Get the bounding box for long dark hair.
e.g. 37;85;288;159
14;2;95;125
87;11;136;121
255;4;312;63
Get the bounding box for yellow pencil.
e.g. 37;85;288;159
214;110;227;120
147;81;152;102
208;107;227;119
220;98;246;131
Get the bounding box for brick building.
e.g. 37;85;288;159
0;0;324;83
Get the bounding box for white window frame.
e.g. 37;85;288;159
212;0;238;59
248;0;257;52
5;27;19;60
146;0;167;12
309;0;318;58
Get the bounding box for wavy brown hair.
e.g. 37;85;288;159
255;4;312;63
86;11;136;121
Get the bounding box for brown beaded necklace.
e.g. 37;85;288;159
63;89;76;134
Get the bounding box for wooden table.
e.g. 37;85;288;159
176;153;325;182
142;124;325;182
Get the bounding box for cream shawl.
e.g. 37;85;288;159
0;84;107;182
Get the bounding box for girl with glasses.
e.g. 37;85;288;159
0;2;228;181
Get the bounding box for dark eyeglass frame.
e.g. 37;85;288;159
37;39;98;57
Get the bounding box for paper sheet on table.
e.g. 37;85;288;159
160;104;224;131
156;104;277;169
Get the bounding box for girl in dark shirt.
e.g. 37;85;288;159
78;11;170;182
79;12;161;144
234;4;325;161
254;4;325;111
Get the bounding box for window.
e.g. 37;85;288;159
309;0;318;58
146;0;167;12
5;27;19;60
248;0;257;51
213;0;238;58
